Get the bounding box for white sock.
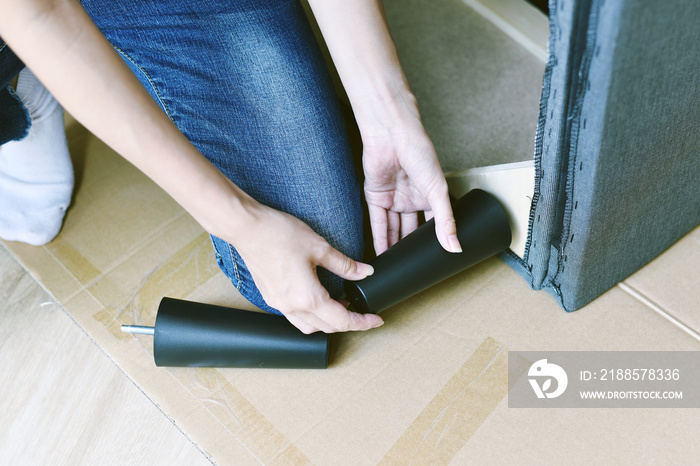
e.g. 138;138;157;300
0;68;74;246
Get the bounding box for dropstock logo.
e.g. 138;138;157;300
510;351;698;408
528;359;568;399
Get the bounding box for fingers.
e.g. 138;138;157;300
299;306;384;334
368;203;389;255
316;240;374;281
284;292;384;334
400;212;419;239
302;243;384;333
387;210;401;246
285;313;319;334
269;264;383;334
424;181;461;253
369;204;423;255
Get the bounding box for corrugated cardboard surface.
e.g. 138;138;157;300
3;1;699;463
3;116;698;464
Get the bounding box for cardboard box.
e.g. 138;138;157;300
2;0;698;463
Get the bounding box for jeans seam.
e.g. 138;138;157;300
112;45;175;123
228;243;242;292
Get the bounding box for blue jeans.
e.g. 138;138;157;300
80;0;365;314
0;40;30;145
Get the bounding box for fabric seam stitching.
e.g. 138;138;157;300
112;45;175;123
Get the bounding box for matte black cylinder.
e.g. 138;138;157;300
344;189;512;314
153;298;329;369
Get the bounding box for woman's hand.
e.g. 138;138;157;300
360;93;461;255
229;202;384;334
307;0;461;256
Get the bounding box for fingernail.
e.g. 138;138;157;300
448;235;462;253
362;264;375;276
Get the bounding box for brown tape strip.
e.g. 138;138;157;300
92;232;218;339
47;238;102;285
380;337;507;465
121;232;219;310
183;368;311;464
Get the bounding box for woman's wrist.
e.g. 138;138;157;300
306;0;419;130
183;173;261;244
351;87;427;151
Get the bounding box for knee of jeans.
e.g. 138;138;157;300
210;235;241;290
317;216;365;300
210;235;283;315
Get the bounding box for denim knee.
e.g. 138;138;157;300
81;0;365;313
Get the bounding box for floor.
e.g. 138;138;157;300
0;246;211;465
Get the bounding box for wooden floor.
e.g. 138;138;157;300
0;244;211;465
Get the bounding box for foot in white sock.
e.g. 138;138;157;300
0;68;74;246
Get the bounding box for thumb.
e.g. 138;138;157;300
318;244;374;281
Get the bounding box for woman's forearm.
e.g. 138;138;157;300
0;0;383;333
0;0;255;240
306;0;416;129
306;0;461;254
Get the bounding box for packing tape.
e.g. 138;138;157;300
185;367;311;464
380;337;508;464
